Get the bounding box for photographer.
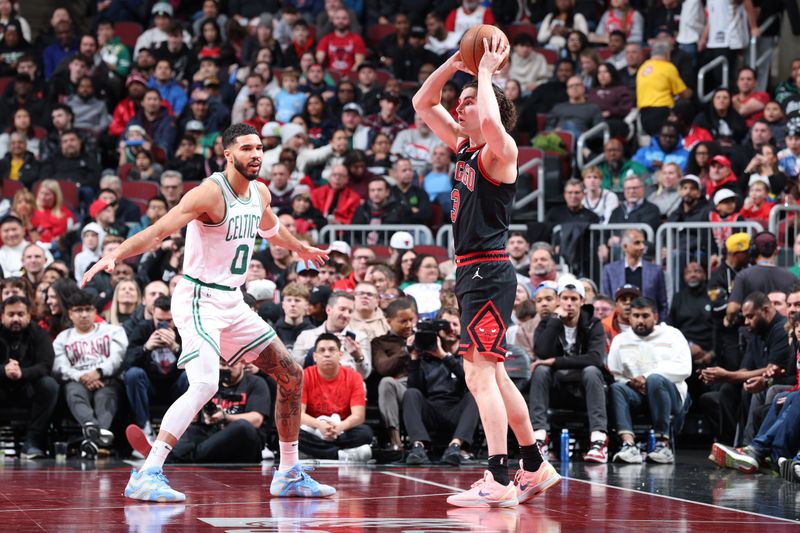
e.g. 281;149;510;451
123;295;189;444
403;318;480;467
531;278;609;462
169;359;271;463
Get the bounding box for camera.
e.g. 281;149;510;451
202;389;243;422
413;319;451;352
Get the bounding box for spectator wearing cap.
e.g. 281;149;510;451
390;113;440;177
707;233;752;370
708;188;744;253
509;34;550;95
726;232;797;325
148;59;187;115
127;87;177;157
109;72;148;137
259;121;282;151
388;24;438;82
315;8;366;76
354;62;381;116
363;91;409;144
246;278;277;310
602;227;668;319
88;195;127;238
706;154;741;200
352;178;407;243
241;14;285;68
668;174;710;223
307;285;332;326
340;103;371;151
739;176;773;221
333;245;374;292
389;231;415;265
310;163;361;224
531;277;609;462
632;122;690;174
283;187;327;234
602;283;640;347
390;158;432;225
133;2;191;60
295;260;321;290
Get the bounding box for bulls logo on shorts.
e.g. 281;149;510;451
466;300;507;358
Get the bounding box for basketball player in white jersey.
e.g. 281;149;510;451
82;124;335;502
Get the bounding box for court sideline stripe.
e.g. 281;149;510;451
379;471;464;492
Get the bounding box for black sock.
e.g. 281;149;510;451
488;454;510;485
520;444;544;472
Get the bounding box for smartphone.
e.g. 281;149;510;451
126;139;144;147
344;331;356;341
157;320;170;330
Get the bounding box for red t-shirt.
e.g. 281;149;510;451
31;207;75;243
739;91;770;127
316;32;366;75
302;365;365;419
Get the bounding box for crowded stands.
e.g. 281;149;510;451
0;0;799;485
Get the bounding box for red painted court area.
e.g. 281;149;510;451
0;463;798;532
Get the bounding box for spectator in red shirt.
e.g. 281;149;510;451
732;67;770;128
315;8;366;76
30;179;75;244
739;176;773;221
310;164;362;224
445;0;495;41
109;72;148;137
299;333;373;461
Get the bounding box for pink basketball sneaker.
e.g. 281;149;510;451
446;471;518;508
513;460;561;503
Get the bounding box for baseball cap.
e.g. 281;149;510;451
754;231;778;256
126;72;148;87
296;261;319;275
246;279;276;301
615;283;641;300
89;199;116;219
713;188;737;205
151;2;173;16
127;124;146;136
185;120;204;132
410;26;426;37
328;240;352;257
748;175;771;188
533;280;558;296
725;232;750;253
679;174;701;188
309;285;332;305
557;277;585;298
291;185;311;199
342;102;363;115
710;155;731;168
280;123;306;144
379;91;400;103
261;121;281;138
389;231;414;250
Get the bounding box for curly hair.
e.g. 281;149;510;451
462;79;517;132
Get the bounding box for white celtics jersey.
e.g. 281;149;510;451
183;173;263;289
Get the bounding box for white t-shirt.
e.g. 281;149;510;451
677;0;706;44
564;325;577;352
706;0;749;50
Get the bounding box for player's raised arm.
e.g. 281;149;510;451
81;181;218;287
255;183;329;268
476;35;517;168
411;52;468;152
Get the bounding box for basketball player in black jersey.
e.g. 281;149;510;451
412;36;560;508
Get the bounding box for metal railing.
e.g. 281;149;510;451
697;56;729;103
435;224;528;258
318;224;434;246
551;223;654;286
655;221;764;303
749;15;779;91
768;204;800;267
513;156;545;222
577;122;610;170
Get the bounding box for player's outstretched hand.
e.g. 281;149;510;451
479;34;509;74
297;245;329;268
447;50;473;75
81;256;116;288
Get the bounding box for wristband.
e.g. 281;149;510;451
258;219;281;239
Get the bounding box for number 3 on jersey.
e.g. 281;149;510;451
230;244;249;274
450;189;460;223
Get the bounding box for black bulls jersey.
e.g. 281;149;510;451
451;139;517;256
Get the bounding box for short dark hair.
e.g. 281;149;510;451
96;17;114;28
0;215;23;227
1;295;31;313
67;290;95;310
153;295;172;312
180;134;197;146
462;79;516;132
384;297;416;319
52;103;74;117
743;291;771;310
630;296;658;313
222;123;259;149
148;195;168;209
609;29;627;40
314;332;341;350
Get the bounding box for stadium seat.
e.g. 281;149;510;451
0;76;13;96
367;24;396;49
371;245;392;261
597;48;613;61
122;181;160;202
183;181;202;193
131;198;148;215
414;244;449;263
33;179;78;211
503;23;537;44
114;22;143;50
534;48;558;65
2;178;23;199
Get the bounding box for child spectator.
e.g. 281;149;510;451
779;129;800;180
739;176;773;221
709;189;744;252
274;68;307;123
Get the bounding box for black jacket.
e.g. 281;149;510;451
534;304;606;370
0;324;54;384
391;184;432;225
351;198;407;229
124;320;182;380
0;150;40;188
407;353;467;403
274;317;314;350
40;149;101;190
608;199;662;233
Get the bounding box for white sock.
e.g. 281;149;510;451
142;440;172;471
591;431;607;443
533;429;547;442
279;440;299;471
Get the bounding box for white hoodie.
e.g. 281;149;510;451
53;323;128;382
607;324;692;403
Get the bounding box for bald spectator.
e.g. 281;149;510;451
21;244;49;288
545;76;603;138
315;9;366;76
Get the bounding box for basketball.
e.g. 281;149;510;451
459;25;509;75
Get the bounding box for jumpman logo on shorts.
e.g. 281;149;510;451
473;267;483;280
